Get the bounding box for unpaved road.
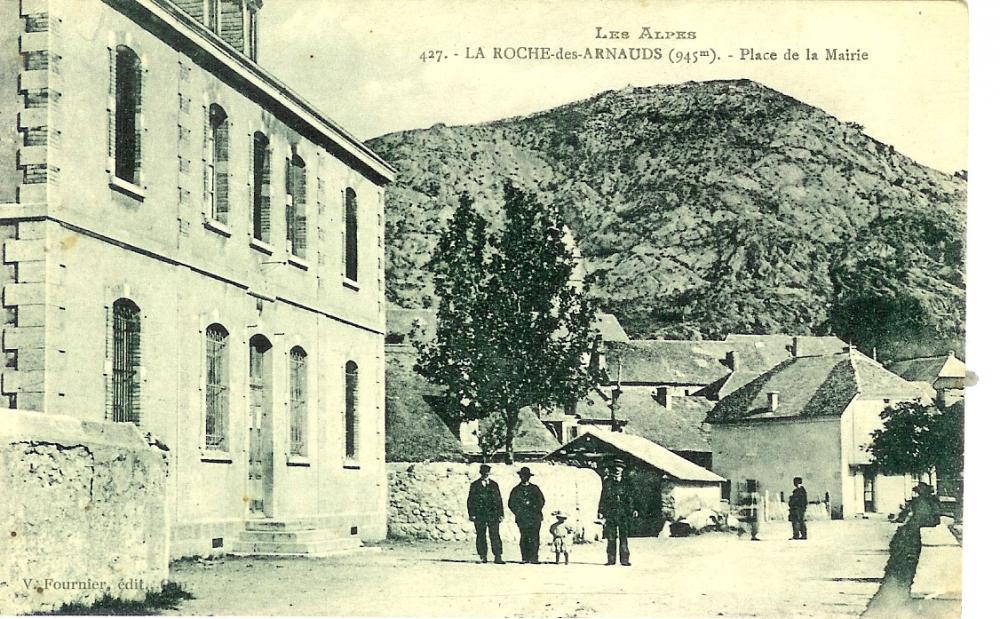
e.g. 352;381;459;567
168;519;895;618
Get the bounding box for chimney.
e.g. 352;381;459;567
183;1;263;61
767;391;779;412
725;350;740;372
655;386;672;410
791;336;801;358
588;335;604;376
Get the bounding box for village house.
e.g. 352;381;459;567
707;347;934;519
887;351;966;407
0;0;395;557
546;428;725;536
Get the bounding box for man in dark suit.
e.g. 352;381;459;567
507;466;545;564
467;464;505;563
599;459;638;566
789;476;808;540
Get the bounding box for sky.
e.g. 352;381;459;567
261;0;968;173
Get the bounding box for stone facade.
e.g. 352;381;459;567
0;409;168;615
387;462;603;545
0;0;394;558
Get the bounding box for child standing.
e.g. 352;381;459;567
549;511;573;564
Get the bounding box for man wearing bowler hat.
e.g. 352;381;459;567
466;464;505;564
508;466;546;564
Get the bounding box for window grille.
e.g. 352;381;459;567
205;324;229;450
111;299;141;424
345;360;359;459
289;347;307;456
345;188;358;281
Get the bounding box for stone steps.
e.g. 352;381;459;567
232;518;364;557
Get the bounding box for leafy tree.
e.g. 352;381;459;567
417;183;599;463
867;401;964;480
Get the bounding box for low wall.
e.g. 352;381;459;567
388;462;602;546
0;409;169;615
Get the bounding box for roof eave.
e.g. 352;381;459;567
128;0;396;184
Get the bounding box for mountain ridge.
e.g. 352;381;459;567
366;79;966;360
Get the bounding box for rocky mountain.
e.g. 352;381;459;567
366;80;966;360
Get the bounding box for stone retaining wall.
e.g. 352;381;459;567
388;462;602;545
0;409;169;615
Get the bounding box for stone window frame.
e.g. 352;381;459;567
344;359;360;466
203;322;231;455
105;31;149;201
287;346;308;458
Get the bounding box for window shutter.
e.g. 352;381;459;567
215;119;229;223
106;47;116;169
260;144;271;243
133;60;143;180
293;167;307;257
202;105;211;207
340;188;347;277
285;157;293;250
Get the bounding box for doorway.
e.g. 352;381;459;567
247;335;273;518
862;466;876;513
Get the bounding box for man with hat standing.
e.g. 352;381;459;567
599;458;637;566
466;464;505;564
508;467;546;564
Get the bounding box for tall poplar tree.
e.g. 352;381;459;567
418;182;599;463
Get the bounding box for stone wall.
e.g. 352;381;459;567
0;409;169;615
387;462;602;545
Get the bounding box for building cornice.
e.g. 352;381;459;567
108;0;396;185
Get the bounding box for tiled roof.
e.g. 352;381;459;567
593;313;630;341
603;339;772;385
708;351;929;424
888;353;966;383
386;306;436;344
385;350;464;462
723;334;850;367
461;408;561;455
546;428;725;483
614;392;713;453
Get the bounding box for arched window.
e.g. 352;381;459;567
345;360;359;460
208;104;229;223
286;154;307;258
345;188;358;281
113;45;141;184
288;347;308;456
111;299;141;424
205;324;229;450
251;132;271;243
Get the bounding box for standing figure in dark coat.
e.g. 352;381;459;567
789;476;808;540
467;464;505;564
598;459;638;566
508;467;545;564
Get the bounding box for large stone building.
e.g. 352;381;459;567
707;348;934;519
1;0;395;557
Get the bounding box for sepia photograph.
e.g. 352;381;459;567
0;0;983;617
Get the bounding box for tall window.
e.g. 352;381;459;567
345;188;358;281
286;155;307;258
345;361;359;460
205;324;229;450
112;46;141;184
289;347;308;456
252;132;271;243
111;299;141;424
208;104;229;223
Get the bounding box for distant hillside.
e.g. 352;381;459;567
367;80;966;360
